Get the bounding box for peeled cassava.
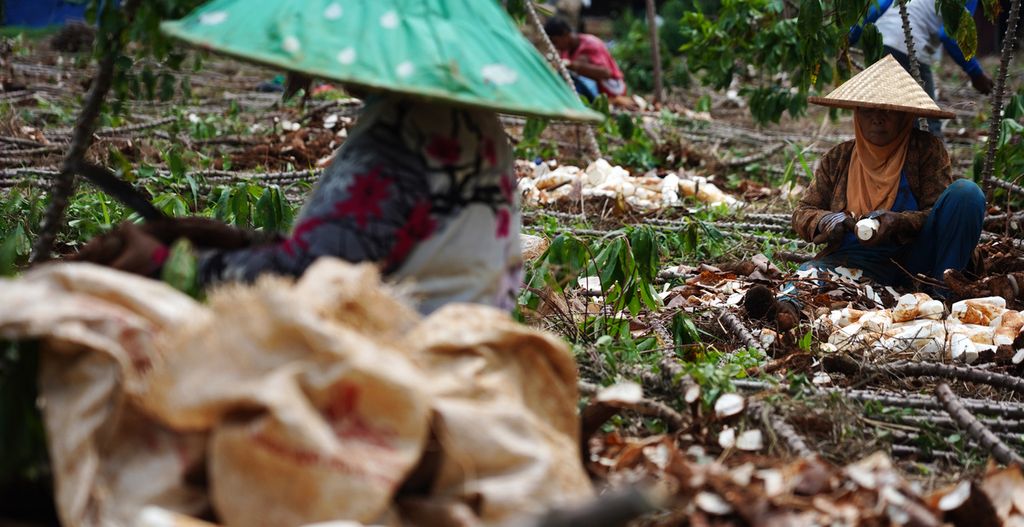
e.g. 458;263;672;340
993;310;1024;346
855;218;880;241
892;293;939;323
951;297;1006;325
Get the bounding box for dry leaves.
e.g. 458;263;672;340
590;433;1024;526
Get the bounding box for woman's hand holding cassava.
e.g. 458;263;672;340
815;212;857;243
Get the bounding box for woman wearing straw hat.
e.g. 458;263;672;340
72;0;602;314
794;55;985;288
790;56;983;288
746;56;984;328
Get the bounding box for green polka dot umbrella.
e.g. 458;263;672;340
161;0;603;123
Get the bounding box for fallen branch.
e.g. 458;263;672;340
0;146;62;157
984;211;1024;230
578;381;687;432
882;411;1024;434
743;213;791;224
298;98;364;123
986;176;1024;197
755;404;815;458
732;379;1024;419
890;444;963;462
722;143;786;168
935;383;1024;466
823;356;1024;395
0;136;48;148
95;116;177;137
887;361;1024;395
618;358;696;400
648;315;673;349
719;311;765;355
716;222;792;234
774;251;812;264
733;232;811;249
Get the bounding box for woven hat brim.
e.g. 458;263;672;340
808;96;956;119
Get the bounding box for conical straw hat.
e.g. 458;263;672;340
808;55;955;119
161;0;604;123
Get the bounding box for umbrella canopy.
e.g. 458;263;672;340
161;0;604;123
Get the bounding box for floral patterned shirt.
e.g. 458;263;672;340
198;95;522;314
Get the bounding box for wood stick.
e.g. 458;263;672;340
30;0;141;262
935;383;1024;466
523;0;601;161
896;0;929;132
719;311;766;356
982;0;1023;184
577;381;687;432
645;0;663;104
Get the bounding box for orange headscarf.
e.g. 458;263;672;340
845;113;914;216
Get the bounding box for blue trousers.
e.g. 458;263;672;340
571;73;600;102
801;180;986;287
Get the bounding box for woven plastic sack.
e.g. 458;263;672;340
0;259;590;526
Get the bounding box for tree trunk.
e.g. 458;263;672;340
645;0;663;104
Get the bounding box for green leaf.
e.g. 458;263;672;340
954;10;977;61
229;185;251;226
629;227;658;283
938;0;964;34
522;117;548;144
160;239;198;297
0;230;22;277
0;341;49;484
165;149;186;179
982;0;1001;22
861;23;885;64
597;240;623;290
799;330;813;351
797;0;823;37
141;66;156;100
159;72;176;101
255;188;282;231
672;312;701;347
615;113;635;141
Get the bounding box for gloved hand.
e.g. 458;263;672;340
814;212;856;244
860;210;900;246
70;222;168;276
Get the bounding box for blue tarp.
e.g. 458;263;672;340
4;0;87;28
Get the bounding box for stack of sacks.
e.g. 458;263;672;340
517;159;740;210
817;294;1024;364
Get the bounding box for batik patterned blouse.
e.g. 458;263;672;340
198;95;522;314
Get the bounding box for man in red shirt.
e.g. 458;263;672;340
543;17;631;106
